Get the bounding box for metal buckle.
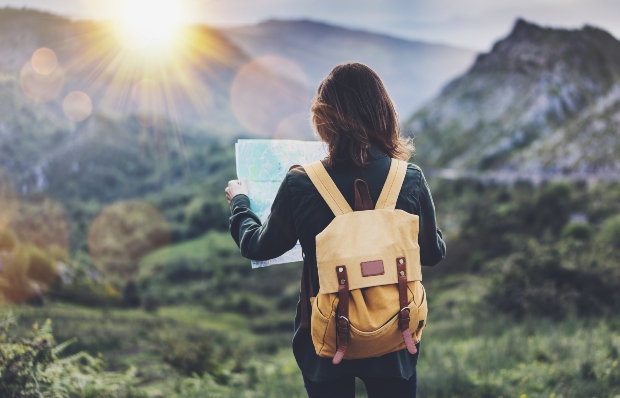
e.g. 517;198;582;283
337;316;350;331
399;307;410;324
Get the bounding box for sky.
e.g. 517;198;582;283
1;0;620;51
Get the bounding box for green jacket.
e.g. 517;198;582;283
229;146;446;382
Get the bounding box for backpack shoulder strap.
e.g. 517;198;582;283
375;159;408;210
303;161;353;216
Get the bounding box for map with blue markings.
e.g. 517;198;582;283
235;139;328;268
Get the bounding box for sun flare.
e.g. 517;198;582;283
115;0;187;50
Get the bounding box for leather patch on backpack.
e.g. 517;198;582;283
360;260;384;277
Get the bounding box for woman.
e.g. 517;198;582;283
225;62;446;398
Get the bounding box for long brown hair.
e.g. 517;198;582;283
311;62;413;167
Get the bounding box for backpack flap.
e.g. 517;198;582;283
315;209;422;294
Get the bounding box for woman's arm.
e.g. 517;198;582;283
417;172;447;266
227;176;298;261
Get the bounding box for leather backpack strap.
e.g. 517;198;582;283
299;259;311;329
304;161;353;216
354;179;374;211
397;257;418;355
332;265;350;365
375;159;408;210
294;163;313;330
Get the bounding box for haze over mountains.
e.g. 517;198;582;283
2;8;620;183
407;19;620;176
0;8;476;137
221;19;475;116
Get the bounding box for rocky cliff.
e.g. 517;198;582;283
407;19;620;176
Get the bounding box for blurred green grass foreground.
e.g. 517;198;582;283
3;276;620;398
2;171;620;397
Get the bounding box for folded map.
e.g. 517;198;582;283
235;139;328;268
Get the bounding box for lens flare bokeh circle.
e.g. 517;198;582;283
31;48;58;75
274;112;314;140
88;201;170;285
20;60;65;102
0;170;18;232
63;91;93;122
231;56;312;137
0;197;68;303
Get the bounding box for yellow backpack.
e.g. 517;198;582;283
299;158;427;364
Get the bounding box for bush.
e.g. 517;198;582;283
0;316;54;397
0;228;17;251
142;295;161;312
0;315;147;398
88;201;170;285
47;244;68;262
0;243;65;303
9;197;69;252
561;221;593;241
598;215;620;249
530;181;573;237
46;264;122;307
161;339;222;378
122;280;141;308
231;294;268;316
163;258;205;283
487;243;620;319
25;245;58;286
0;246;35;303
184;196;229;239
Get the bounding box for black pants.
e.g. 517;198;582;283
303;370;417;398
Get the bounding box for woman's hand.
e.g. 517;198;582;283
225;178;249;204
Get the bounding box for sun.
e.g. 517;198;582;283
116;0;187;50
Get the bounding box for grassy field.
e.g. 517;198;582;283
138;233;221;279
416;275;620;397
4;273;620;397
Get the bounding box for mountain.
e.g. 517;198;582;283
221;19;476;117
406;19;620;175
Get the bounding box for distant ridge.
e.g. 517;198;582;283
221;19;476;116
256;18;471;51
407;18;620;176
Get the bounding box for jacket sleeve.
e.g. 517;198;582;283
228;176;298;261
417;172;447;266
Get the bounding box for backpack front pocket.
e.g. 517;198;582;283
310;283;428;360
309;294;337;357
412;284;427;343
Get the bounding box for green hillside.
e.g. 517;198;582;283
2;96;620;395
